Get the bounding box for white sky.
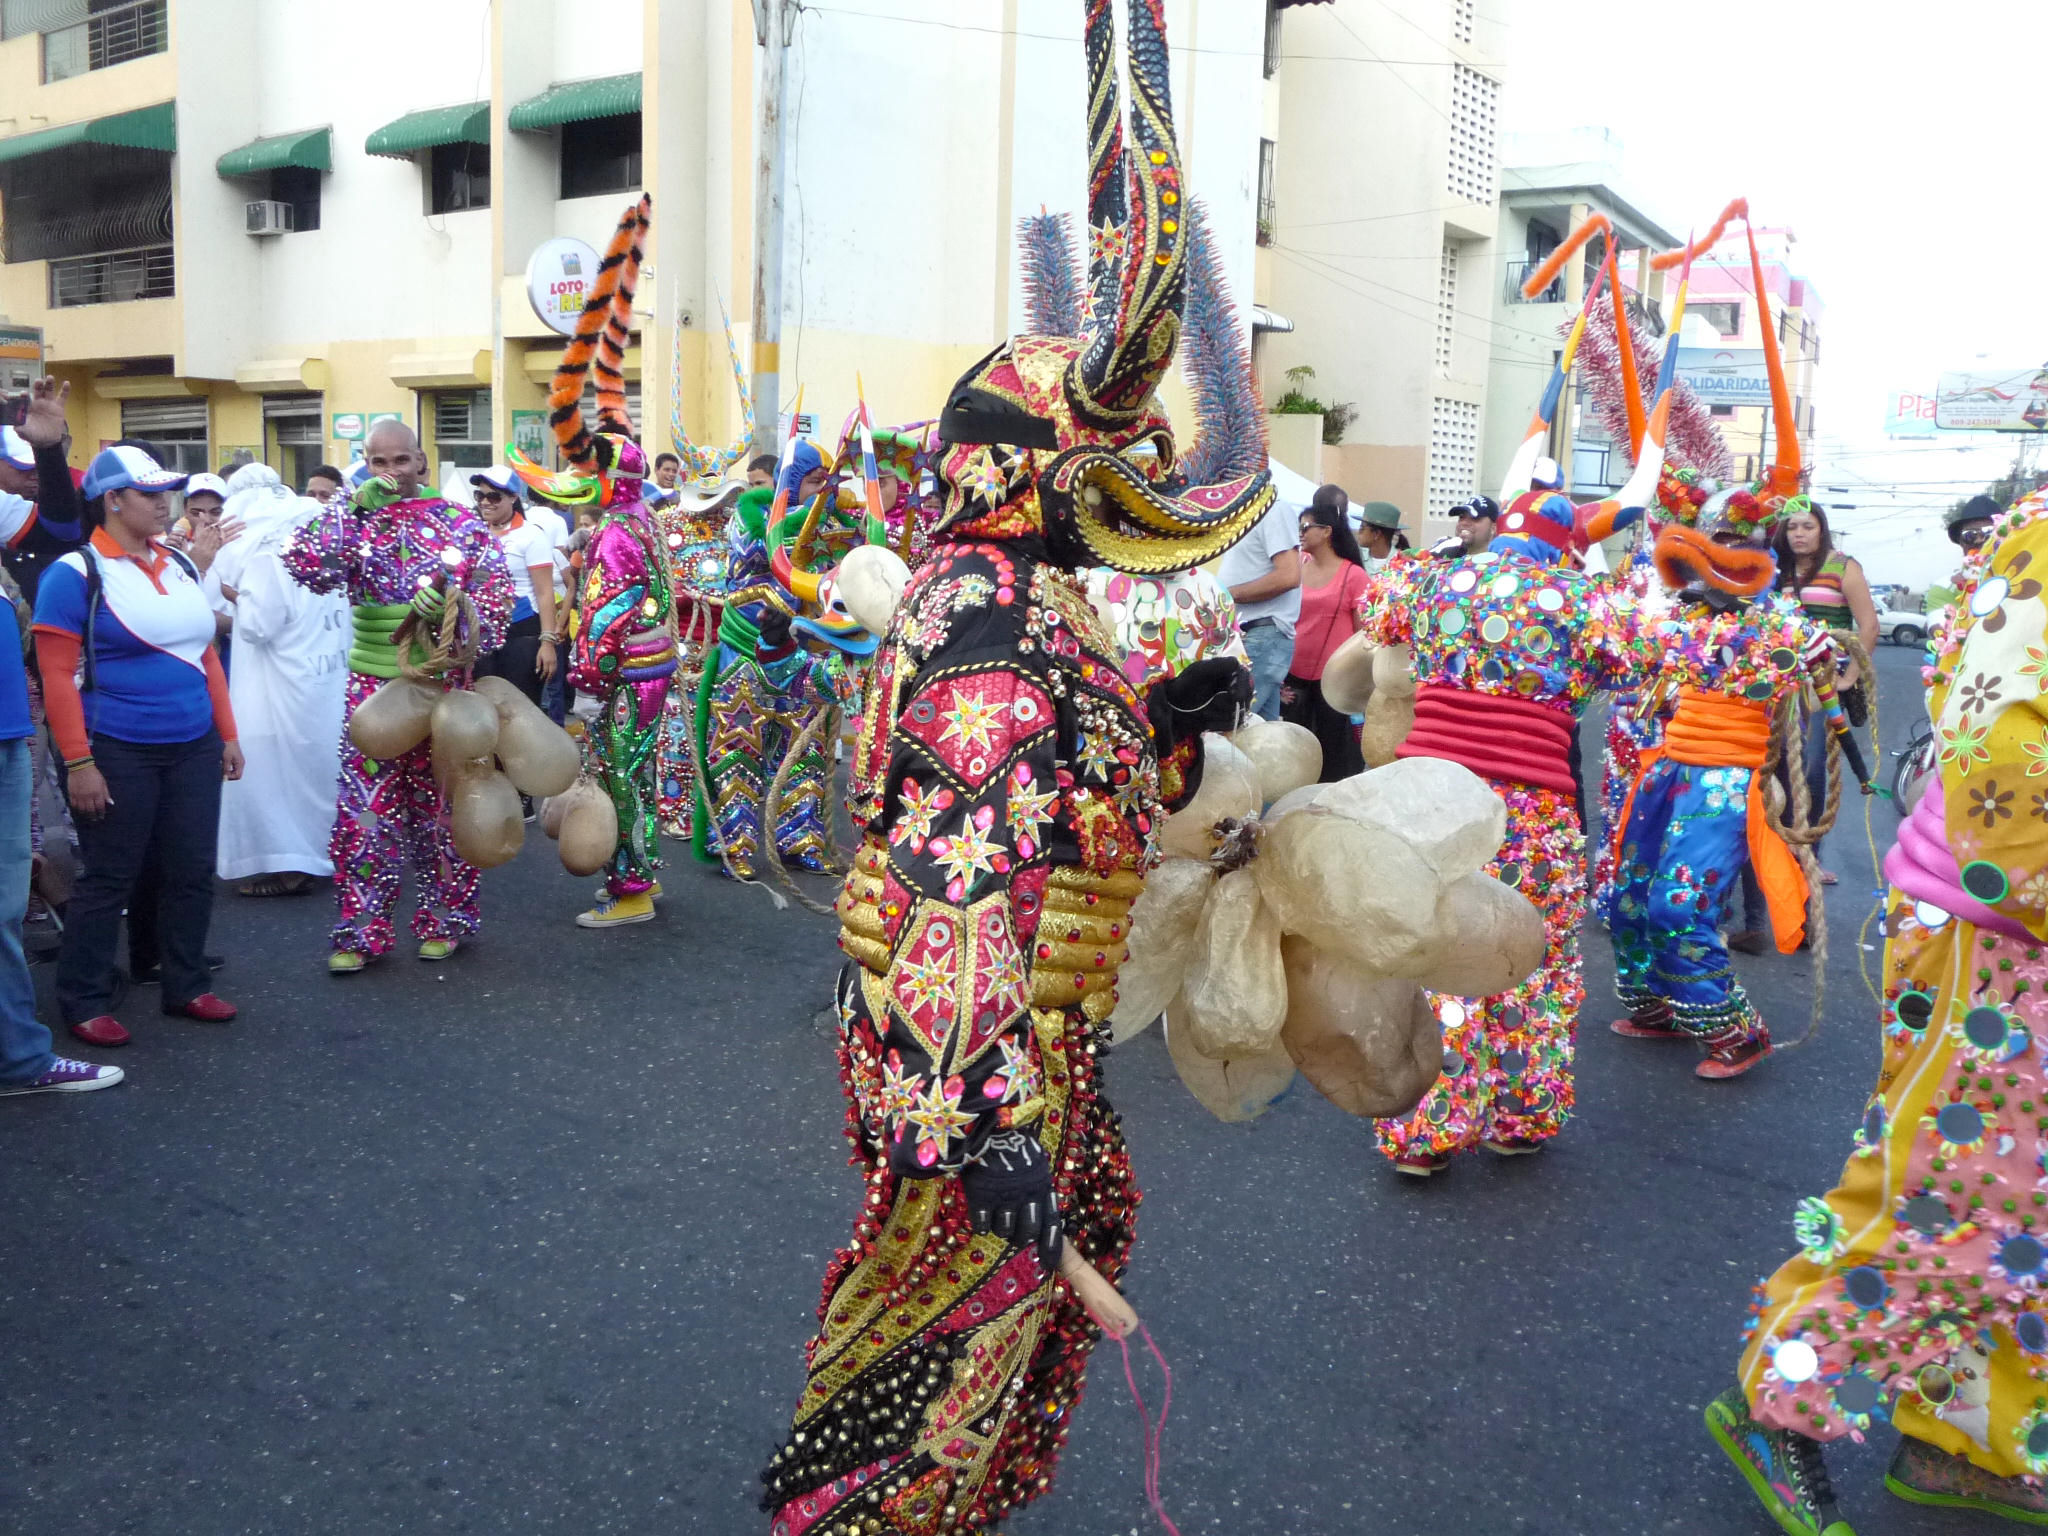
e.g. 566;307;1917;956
1497;0;2048;588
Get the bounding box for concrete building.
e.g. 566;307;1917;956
1254;0;1509;545
0;0;1265;493
1484;128;1677;499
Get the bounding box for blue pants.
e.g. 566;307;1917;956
58;732;222;1023
0;737;48;1082
1608;758;1764;1042
1240;621;1293;722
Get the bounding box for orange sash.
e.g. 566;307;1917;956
1610;689;1809;953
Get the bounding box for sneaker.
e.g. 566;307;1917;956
164;992;236;1023
0;1057;125;1097
1391;1152;1450;1178
577;891;656;929
417;939;458;962
328;949;367;975
1611;1016;1686;1040
69;1015;130;1047
1886;1432;2048;1522
1705;1386;1855;1536
1698;1021;1772;1081
1482;1136;1544;1157
1727;929;1769;955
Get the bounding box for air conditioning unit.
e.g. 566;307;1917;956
245;200;294;236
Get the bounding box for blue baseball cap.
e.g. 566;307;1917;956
82;444;187;498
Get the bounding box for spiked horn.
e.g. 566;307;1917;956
1071;0;1187;425
669;292;757;483
1018;208;1086;338
1745;221;1802;502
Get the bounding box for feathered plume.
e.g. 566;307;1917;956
1018;209;1085;337
1571;293;1732;480
1177;199;1267;486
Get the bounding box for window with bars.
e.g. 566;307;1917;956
119;396;207;475
1435;242;1459;376
1263;0;1283;77
32;0;165;83
433;389;495;471
1427;397;1480;519
1447;64;1498;205
1452;0;1474;45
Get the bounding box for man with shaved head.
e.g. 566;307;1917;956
283;417;512;972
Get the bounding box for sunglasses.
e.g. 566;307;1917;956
477;490;510;504
1959;526;1992;550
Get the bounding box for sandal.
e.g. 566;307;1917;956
238;873;313;898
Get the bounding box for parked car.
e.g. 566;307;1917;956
1875;606;1928;646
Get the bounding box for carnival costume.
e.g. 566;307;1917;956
1709;492;2048;1534
653;301;757;837
1606;206;1862;1079
1357;448;1655;1169
692;453;866;879
759;3;1272;1528
282;477;512;960
509;199;678;928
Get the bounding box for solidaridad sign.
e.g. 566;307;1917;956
1675;348;1770;407
526;237;603;337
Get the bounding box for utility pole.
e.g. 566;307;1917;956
749;0;795;460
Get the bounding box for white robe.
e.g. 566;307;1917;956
213;485;349;879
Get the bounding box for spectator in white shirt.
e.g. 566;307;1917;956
1215;492;1303;720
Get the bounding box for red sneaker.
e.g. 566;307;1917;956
70;1015;131;1047
165;993;237;1023
1696;1021;1771;1080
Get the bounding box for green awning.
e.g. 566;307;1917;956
0;101;176;167
365;102;489;160
507;72;641;132
215;127;331;179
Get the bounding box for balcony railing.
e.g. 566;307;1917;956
48;243;173;307
42;0;167;82
1504;259;1562;305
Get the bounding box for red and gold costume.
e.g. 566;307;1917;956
760;4;1271;1530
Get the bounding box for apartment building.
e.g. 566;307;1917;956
0;0;1266;490
1255;0;1508;545
1484;129;1677;498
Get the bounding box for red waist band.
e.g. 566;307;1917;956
1397;682;1577;795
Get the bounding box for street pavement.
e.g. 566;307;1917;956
0;641;1983;1535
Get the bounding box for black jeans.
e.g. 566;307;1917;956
475;614;545;710
58;731;222;1021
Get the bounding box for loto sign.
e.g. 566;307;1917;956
525;237;604;338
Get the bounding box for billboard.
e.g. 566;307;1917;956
1884;389;1938;438
1676;347;1770;407
1935;367;2048;432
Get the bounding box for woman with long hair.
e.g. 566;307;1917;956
1280;499;1368;780
1769;499;1877;884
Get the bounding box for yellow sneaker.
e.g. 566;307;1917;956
328;950;367;975
417;939;458;962
576;891;656;929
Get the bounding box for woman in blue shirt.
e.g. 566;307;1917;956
33;445;242;1047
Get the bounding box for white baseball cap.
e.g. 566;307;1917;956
1532;456;1564;491
0;426;32;471
183;472;230;501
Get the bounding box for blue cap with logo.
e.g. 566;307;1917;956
82;444;188;499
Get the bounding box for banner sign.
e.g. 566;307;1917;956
1675;348;1770;407
511;410;546;461
1935;368;2048;432
525;238;603;337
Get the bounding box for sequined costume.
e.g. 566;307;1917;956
692;477;856;877
761;4;1272;1528
1728;498;2048;1491
653;499;729;836
1357;530;1646;1164
281;494;511;956
571;460;675;899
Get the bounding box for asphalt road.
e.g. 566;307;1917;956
0;640;1977;1536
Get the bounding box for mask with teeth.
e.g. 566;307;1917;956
929;0;1272;575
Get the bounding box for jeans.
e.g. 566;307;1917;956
1240;622;1293;722
58;731;222;1022
476;615;546;710
0;738;49;1082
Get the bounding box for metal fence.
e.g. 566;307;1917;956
48;243;173;307
1503;259;1562;305
41;0;165;81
